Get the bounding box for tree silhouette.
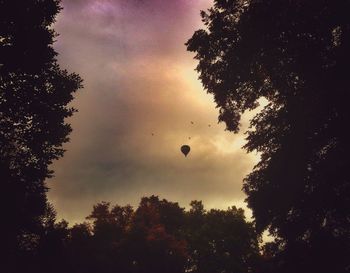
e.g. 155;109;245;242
187;1;350;272
185;202;260;273
0;0;82;270
85;202;134;273
38;197;259;273
66;223;93;273
126;196;188;273
37;207;70;273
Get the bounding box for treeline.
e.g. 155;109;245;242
20;196;262;273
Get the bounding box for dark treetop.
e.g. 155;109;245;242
187;1;350;272
0;0;82;271
34;196;260;273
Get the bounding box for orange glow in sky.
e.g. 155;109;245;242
48;0;262;224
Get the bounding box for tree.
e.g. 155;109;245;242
185;202;260;273
0;0;82;269
81;196;260;273
37;205;70;273
67;223;93;273
186;1;350;272
127;196;188;273
17;196;259;273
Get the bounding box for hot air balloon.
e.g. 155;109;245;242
181;145;190;157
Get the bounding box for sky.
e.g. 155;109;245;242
48;0;261;224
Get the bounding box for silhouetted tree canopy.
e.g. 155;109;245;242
0;0;82;270
187;1;350;272
185;202;260;273
32;196;260;273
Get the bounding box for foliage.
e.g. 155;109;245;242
0;0;82;270
185;202;260;273
33;196;260;273
186;0;350;272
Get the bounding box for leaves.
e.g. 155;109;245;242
1;1;82;271
187;1;350;272
36;197;259;273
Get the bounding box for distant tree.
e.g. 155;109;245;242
67;223;93;273
24;197;260;273
0;0;82;269
82;197;259;273
185;202;260;273
86;202;134;273
127;196;188;273
187;0;350;272
38;220;70;273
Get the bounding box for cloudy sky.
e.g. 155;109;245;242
48;0;260;224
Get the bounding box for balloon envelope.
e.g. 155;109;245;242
181;145;190;157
